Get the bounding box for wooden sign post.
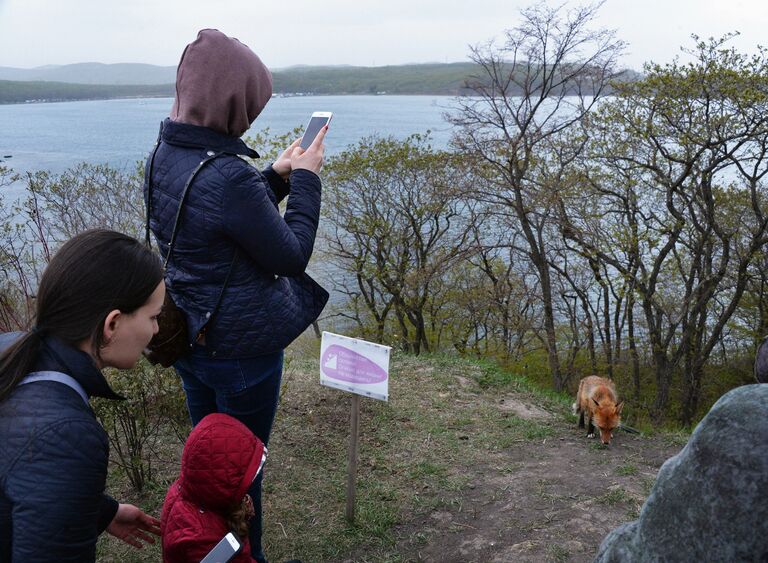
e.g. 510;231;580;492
319;332;390;524
346;394;360;522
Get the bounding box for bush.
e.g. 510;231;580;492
93;360;189;492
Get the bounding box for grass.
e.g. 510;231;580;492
597;488;634;507
615;463;639;476
474;357;573;410
95;339;683;562
548;543;571;562
664;430;691;448
625;506;641;520
595;486;644;523
95;347;541;561
257;351;509;561
641;476;657;496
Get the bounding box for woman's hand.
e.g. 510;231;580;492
271;138;302;179
106;503;161;549
291;125;327;175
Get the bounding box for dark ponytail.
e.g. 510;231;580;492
0;229;163;402
0;331;45;403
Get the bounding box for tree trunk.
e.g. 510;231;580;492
681;361;705;427
627;291;641;401
652;354;672;422
538;263;563;390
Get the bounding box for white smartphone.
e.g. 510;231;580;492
200;532;242;563
299;111;333;150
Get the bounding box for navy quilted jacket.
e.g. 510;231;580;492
0;332;121;562
145;119;329;358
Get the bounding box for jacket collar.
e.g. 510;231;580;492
160;117;260;158
34;334;124;401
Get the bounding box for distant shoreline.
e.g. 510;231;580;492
0;62;479;104
1;62;637;105
0;93;468;106
0;94;173;106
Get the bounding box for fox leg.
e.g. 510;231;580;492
586;416;595;438
578;410;585;429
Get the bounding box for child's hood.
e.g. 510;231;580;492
179;413;265;511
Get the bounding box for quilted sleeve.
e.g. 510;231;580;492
7;418;110;562
223;164;322;276
261;165;291;203
96;494;120;534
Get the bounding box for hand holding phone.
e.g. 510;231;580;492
292;112;330;174
271;138;302;179
299;111;332;150
200;532;242;563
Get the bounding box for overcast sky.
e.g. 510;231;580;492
0;0;766;71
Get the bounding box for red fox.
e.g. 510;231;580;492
572;376;623;445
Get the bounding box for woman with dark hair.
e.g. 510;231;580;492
0;229;165;562
145;29;328;563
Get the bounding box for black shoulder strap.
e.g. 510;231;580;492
144;121;163;248
163;151;221;268
144;126;238;335
143;121;221;266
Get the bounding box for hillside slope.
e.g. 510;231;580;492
0;63;177;84
96;346;684;562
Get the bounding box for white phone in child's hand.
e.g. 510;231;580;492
200;532;242;563
299;111;333;149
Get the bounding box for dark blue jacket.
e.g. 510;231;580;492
0;333;121;562
145;119;329;358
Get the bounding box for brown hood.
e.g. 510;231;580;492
171;29;272;138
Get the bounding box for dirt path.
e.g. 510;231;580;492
390;390;684;562
96;353;688;563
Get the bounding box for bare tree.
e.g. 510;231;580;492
561;36;768;422
321;135;473;353
450;1;624;390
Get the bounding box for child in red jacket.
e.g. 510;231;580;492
161;413;267;563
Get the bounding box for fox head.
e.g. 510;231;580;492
592;398;624;445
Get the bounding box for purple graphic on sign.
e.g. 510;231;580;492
321;344;388;384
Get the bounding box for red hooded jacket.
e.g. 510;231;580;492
161;413;266;563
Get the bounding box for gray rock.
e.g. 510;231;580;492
595;384;768;563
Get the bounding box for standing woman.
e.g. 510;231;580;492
144;29;328;562
0;229;164;562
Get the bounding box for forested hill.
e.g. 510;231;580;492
271;62;480;95
0;62;479;103
0;63;177;85
0;62;642;103
0;80;175;104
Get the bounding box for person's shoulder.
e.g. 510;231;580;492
689;384;768;459
163;492;225;533
708;384;768;418
1;407;108;481
218;158;274;204
30;411;105;446
161;479;184;526
212;154;262;181
5;379;95;417
162;497;230;563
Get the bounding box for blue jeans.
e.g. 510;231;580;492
174;346;284;563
